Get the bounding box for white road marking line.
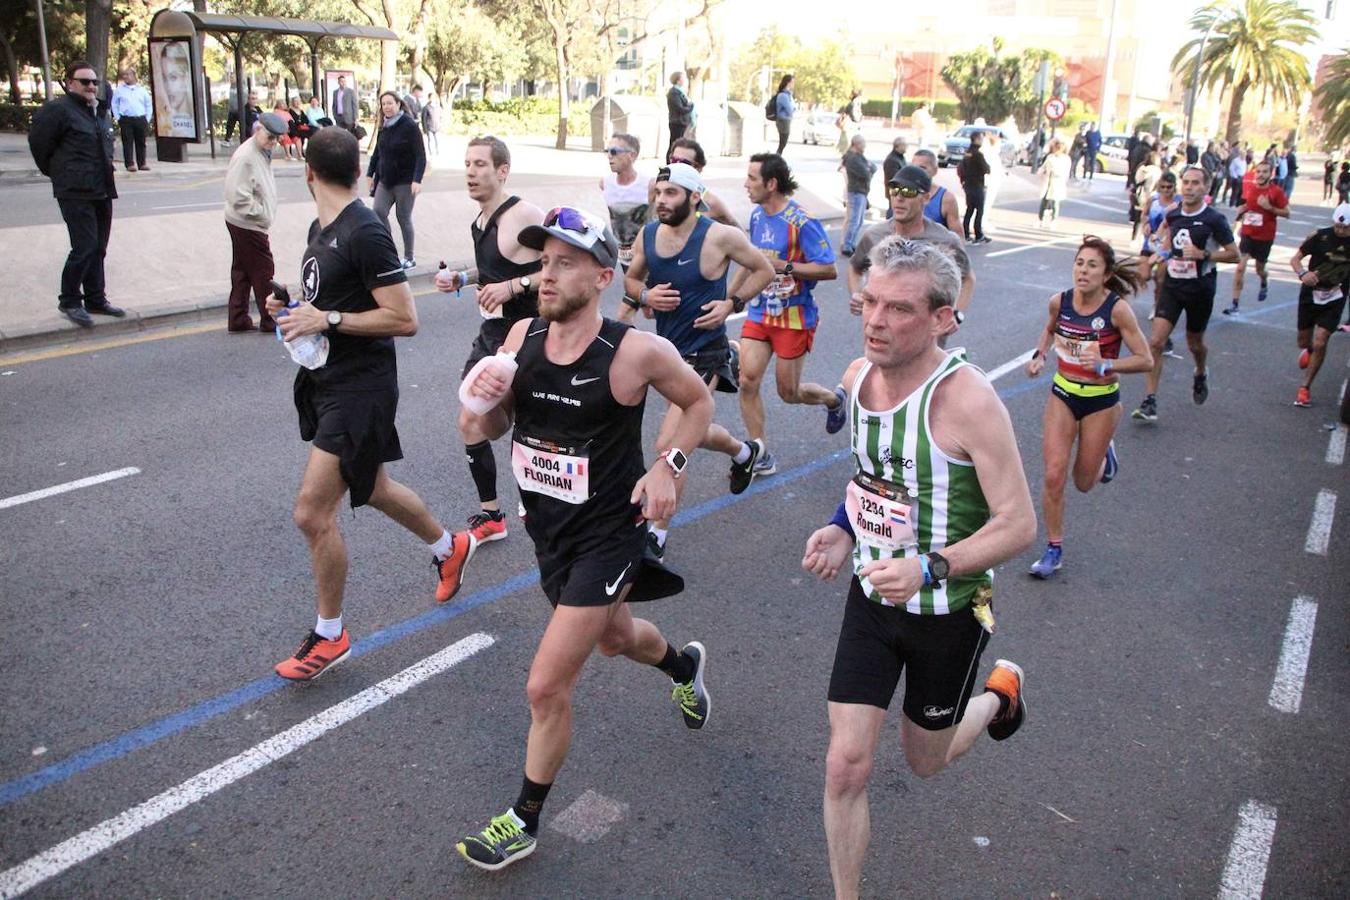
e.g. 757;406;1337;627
1268;597;1317;714
1328;424;1347;466
148;202;219;211
985;349;1035;383
548;789;629;843
1217;801;1278;900
1304;489;1336;556
984;235;1080;258
0;632;495;899
0;467;141;511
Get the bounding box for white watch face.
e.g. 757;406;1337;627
327;311;341;327
519;276;531;289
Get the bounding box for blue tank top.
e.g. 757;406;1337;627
923;186;947;226
642;214;726;354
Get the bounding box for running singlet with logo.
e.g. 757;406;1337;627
472;195;543;323
1298;227;1350;295
848;352;992;614
510;318;647;557
1162;204;1234;289
922;186;948;227
746;199;835;329
642;214;727;354
1238;182;1287;242
1054;289;1121;382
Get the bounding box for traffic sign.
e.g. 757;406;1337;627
1044;97;1066;122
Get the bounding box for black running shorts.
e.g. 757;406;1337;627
683;334;738;394
1155;281;1216;334
828;577;990;731
295;382;403;508
535;524;685;608
462;318;513;378
1239;235;1273;264
1297;289;1347;332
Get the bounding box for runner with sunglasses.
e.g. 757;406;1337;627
1024;237;1152;578
598;133;652;272
847;166;974;334
622;163;776;558
435;136;544;545
454;206;714;871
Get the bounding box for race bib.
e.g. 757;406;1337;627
512;438;590;504
1313;286;1344;305
845;472;916;554
1054;332;1099;366
1242;211;1264;227
1167;258;1198;279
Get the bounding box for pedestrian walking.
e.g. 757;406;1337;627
1037;138;1071;227
836;89;862;156
403;84;424;125
111;67;152;173
1324;157;1336;203
959;131;991;243
1069;123;1087;180
366;91;426;268
1227;149;1247;206
224;82;240;143
1283;146;1298;198
771;74;795;156
27;60;125;328
421;90;441;156
840;135;876;256
667;71;694;156
223;113;287;333
1085;123;1102;181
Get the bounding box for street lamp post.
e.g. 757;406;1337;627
1184;13;1221;150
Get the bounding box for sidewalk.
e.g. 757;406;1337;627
0;131;850;353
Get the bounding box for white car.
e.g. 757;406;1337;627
1093;134;1132;175
801;110;842;146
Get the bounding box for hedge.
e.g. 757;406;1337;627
0;104;40;131
443;96;591;137
860;98;961;122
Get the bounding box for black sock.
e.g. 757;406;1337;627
464;440;497;505
513;775;552;835
655;643;694;683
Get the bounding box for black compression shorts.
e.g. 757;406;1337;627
1156;281;1216;334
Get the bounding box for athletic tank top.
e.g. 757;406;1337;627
848;351;992;614
1053;289;1122;383
601;171;650;206
510;318;647;556
471;196;543;323
922;186;948;227
1143;193;1170;256
642;214;727;355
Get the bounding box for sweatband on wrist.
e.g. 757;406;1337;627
1095;359;1113;376
829;501;854;539
917;553;932;587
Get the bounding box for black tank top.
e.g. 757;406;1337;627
511;318;647;556
471;195;543;323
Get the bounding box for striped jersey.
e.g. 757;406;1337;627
849;351;992;614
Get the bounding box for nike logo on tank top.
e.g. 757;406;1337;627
641;215;727;355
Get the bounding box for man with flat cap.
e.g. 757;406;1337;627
453;205;716;871
847;164;976;335
223;112;288;332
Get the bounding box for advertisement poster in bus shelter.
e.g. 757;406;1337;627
149;36;200;140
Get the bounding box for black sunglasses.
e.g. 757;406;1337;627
73;77;99;86
887;185;922;198
606;146;632;156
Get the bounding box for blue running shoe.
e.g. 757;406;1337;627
1257;280;1268;302
1101;440;1118;484
825;386;848;434
1029;544;1062;579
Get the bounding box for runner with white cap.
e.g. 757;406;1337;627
1289;203;1350;407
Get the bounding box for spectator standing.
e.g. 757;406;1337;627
1085;123;1102;182
911;101;936;151
773;74;795;156
958;131;990;243
882;137;907;218
366;91;426;269
422;90;441;156
111;67;152;173
1037;138;1071;227
836;89;862;156
981;131;1006;232
1336;163;1349;204
223;113;286;333
1069;124;1088;179
667;71;694;156
332;75;358;132
1284;146;1298;198
1201;141;1223;198
1185;140;1199;165
27;60;125;328
225;82;240;142
840;134;876;256
1323;157;1336;203
1227;148;1247;206
404;84;424;125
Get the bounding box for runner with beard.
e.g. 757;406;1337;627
435;136;544;544
622;163;776;558
454;206;714;871
649;137;740;227
1222;159;1288;316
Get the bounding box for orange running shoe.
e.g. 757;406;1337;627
1298;348;1311;370
984;659;1026;741
275;630;351;681
1294;386;1311;408
467;510;508;544
434;531;476;603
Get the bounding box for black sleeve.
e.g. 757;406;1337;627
27;103;61;175
409;120;426;183
366;135;379;179
352;221;409;292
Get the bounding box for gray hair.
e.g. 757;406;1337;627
912;148;937;165
867;236;961;311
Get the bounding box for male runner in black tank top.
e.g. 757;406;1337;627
434;136;543;546
452;207;715;872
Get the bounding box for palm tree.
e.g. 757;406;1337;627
1315;50;1350;148
1171;0;1317;145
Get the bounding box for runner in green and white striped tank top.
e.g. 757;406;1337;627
849;350;993;614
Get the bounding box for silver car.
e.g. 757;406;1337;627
939;126;1019;170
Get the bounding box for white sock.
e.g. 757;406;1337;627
732;442;752;465
428;529;454;559
651;527;668;547
315;615;343;640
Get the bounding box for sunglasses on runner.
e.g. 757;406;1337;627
606;146;633;156
521;206;617;267
543;206;599;236
887;185;922;198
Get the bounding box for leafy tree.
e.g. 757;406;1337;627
421;0;540;102
792;38;855;110
1314;50;1350;148
728;28;800;104
940;39;1060;129
1171;0;1317;144
1;0;84;104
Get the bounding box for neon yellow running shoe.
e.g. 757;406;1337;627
456;809;536;871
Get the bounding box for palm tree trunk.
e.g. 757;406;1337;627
1224;77;1250;145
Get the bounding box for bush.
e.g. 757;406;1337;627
443;96;591;137
0;103;41;131
859;97;961;122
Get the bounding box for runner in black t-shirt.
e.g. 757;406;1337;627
267;128;472;681
452;207;714;871
434;136;544;546
1289;205;1350;407
1132;166;1238;422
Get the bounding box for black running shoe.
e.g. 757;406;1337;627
728;439;762;495
1192;372;1209;406
671;641;710;729
646;527;665;563
1131;395;1158;422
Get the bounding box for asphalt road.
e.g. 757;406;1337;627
1;179;1346;898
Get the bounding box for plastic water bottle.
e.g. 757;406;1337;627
458;350;518;415
271;281;329;370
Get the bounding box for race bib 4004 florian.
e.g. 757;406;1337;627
512;437;590;504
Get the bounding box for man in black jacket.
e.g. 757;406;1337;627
28;60;125;328
666;71;694;157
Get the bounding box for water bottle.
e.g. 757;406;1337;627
458;350;518;415
271;280;329;370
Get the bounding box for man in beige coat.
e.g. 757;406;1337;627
224;113;286;332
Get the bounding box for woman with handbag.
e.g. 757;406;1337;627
365;91;426;269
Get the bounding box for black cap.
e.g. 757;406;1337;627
888;164;932;193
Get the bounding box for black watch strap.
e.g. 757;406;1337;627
730;295;746;313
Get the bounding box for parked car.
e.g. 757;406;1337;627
801;110;842;146
938;125;1019;170
1095;133;1132;175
